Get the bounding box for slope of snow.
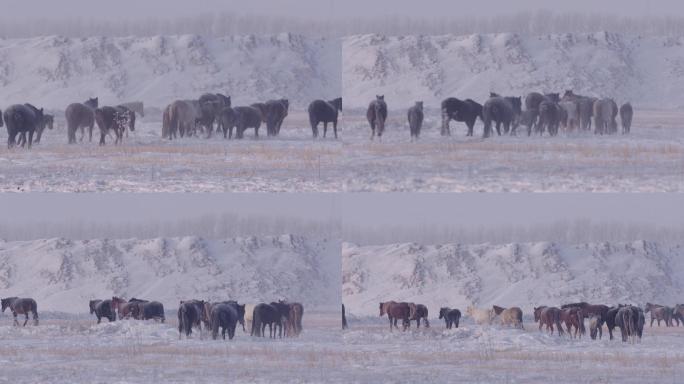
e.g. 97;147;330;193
343;240;684;316
342;32;684;109
0;34;341;108
0;235;340;312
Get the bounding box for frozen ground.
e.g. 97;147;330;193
340;317;684;383
0;109;682;192
0;312;342;384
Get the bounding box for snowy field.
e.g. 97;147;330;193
0;312;342;384
0;109;682;192
341;317;684;383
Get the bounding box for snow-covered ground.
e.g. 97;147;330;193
340;318;684;383
1;108;682;192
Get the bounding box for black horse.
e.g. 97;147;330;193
482;96;522;138
89;299;116;324
251;303;282;338
178;300;205;339
407;101;424;139
308;97;342;139
3;104;44;149
94;106;126;145
367;95;388;140
441;98;483;136
219;107;237;139
210;303;240;340
264;99;289;136
439;307;461;329
233;106;262;139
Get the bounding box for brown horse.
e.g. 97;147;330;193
1;297;38;326
111;296;137;319
408;303;430;328
492;305;523;329
645;303;673;327
534;306;563;336
379;301;411;331
278;300;304;337
673;304;684;326
65;97;98;143
560;307;585;338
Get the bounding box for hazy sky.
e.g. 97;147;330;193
342;194;684;229
1;0;682;21
0;194;338;225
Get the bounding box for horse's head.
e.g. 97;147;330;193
86;97;98;109
490;92;500;98
1;298;9;312
376;95;384;102
439;308;447;319
379;302;385;317
415;101;423;110
331;97;343;112
89;300;99;314
281;99;289;112
43;114;54;130
492;305;504;315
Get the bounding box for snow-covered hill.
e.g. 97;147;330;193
342;32;684;109
0;34;340;109
342;241;684;316
0;235;340;312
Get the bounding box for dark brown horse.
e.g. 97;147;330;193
129;298;165;322
367;95;388;140
94;106;125;145
645;303;673;327
560;307;585;338
111;296;137;320
178;300;205;339
533;306;563;336
308;97;342;139
379;301;411;331
65;97;98;143
1;297;38;326
89;299;115;324
264;99;289;136
673;304;684;326
408;303;429;328
278;300;303;337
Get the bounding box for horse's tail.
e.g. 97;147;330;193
251;310;258;336
211;309;220;340
517;310;524;329
577;310;585;336
32;299;39;325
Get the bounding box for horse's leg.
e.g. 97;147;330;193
333;120;338;139
12;312;18;326
23;312;29;327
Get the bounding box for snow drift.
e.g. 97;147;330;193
0;235;340;313
0;34;341;109
342;32;684;109
342;241;684;316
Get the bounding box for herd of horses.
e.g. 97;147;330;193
371;90;633;140
372;301;684;344
2;88;634;148
2;296;303;341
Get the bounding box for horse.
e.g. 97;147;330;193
558;100;579;132
616;306;638;343
115;105;136;138
559;307;585;338
131;298;165;322
439;307;461;329
269;301;293;338
379;301;411;331
95;106;128;145
619;102;633;134
535;100;561;136
65;97;98;143
233;106;262;139
492;306;523;329
264;99;289;136
482;96;521;138
367;95;388;140
440;97;482;136
465;306;494;325
593;98;618;135
342;304;348;329
1;297;38;326
516;109;537;136
111;297;136;319
533;306;563;336
0;108;3;128
407;102;424;140
178;300;205;339
645;302;673;327
673;304;684;326
243;303;256;332
167;99;200;139
308;97;342;139
278;300;303;336
28;113;53;144
210;303;240;340
218;107;237;139
119;101;144;117
198;93;229;137
408;303;429;328
89;299;115;324
588;315;604;340
251;303;282;338
3;104;44;149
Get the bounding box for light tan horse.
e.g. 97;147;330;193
465;306;495;325
492;305;523;329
